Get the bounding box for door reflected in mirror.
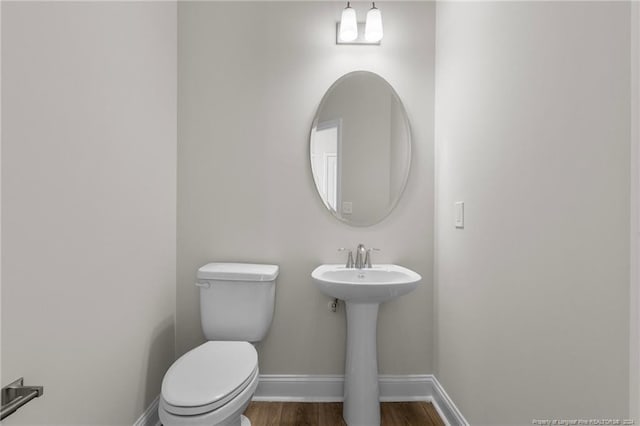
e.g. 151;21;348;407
310;71;411;226
311;120;340;212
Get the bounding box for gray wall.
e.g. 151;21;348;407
177;1;435;375
1;2;177;424
631;2;640;420
435;2;631;424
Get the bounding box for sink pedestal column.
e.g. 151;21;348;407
343;302;380;426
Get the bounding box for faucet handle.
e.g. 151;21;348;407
338;248;355;268
364;248;381;268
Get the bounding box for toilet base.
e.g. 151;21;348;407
241;415;251;426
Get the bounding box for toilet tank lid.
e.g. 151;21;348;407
197;262;279;282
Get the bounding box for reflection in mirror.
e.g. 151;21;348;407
310;71;411;226
311;120;340;212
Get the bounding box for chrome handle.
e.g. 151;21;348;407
364;248;381;268
338;248;354;268
1;378;43;420
194;282;210;289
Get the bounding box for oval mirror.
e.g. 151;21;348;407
310;71;412;226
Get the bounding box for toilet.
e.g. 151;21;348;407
159;262;278;426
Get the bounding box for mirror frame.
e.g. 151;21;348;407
309;70;413;227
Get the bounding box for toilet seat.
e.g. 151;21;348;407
161;341;258;416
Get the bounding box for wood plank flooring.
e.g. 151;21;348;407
244;401;445;425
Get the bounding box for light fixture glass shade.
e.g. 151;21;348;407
339;3;358;42
365;4;383;42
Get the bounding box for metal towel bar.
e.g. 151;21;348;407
1;377;44;420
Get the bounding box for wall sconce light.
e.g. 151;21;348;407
336;2;383;45
339;2;358;42
365;3;383;43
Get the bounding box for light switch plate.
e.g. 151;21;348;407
455;201;464;228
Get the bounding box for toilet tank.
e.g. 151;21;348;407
197;262;278;342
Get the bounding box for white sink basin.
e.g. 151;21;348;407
311;264;421;303
311;263;421;425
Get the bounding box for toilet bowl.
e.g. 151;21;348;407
159;263;278;426
159;341;259;426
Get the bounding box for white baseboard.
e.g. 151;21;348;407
136;375;468;426
254;374;469;426
429;376;469;426
254;374;344;402
133;395;160;426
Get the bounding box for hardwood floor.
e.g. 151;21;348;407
244;401;445;426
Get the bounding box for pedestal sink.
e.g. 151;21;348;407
311;264;421;426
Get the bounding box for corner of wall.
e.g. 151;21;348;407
631;0;640;420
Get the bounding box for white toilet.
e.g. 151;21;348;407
159;262;278;426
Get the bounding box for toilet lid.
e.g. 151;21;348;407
161;341;258;413
197;262;279;281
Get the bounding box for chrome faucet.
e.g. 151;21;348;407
354;244;367;269
341;244;380;268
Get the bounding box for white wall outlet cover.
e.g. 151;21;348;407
342;201;353;215
455;201;464;228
